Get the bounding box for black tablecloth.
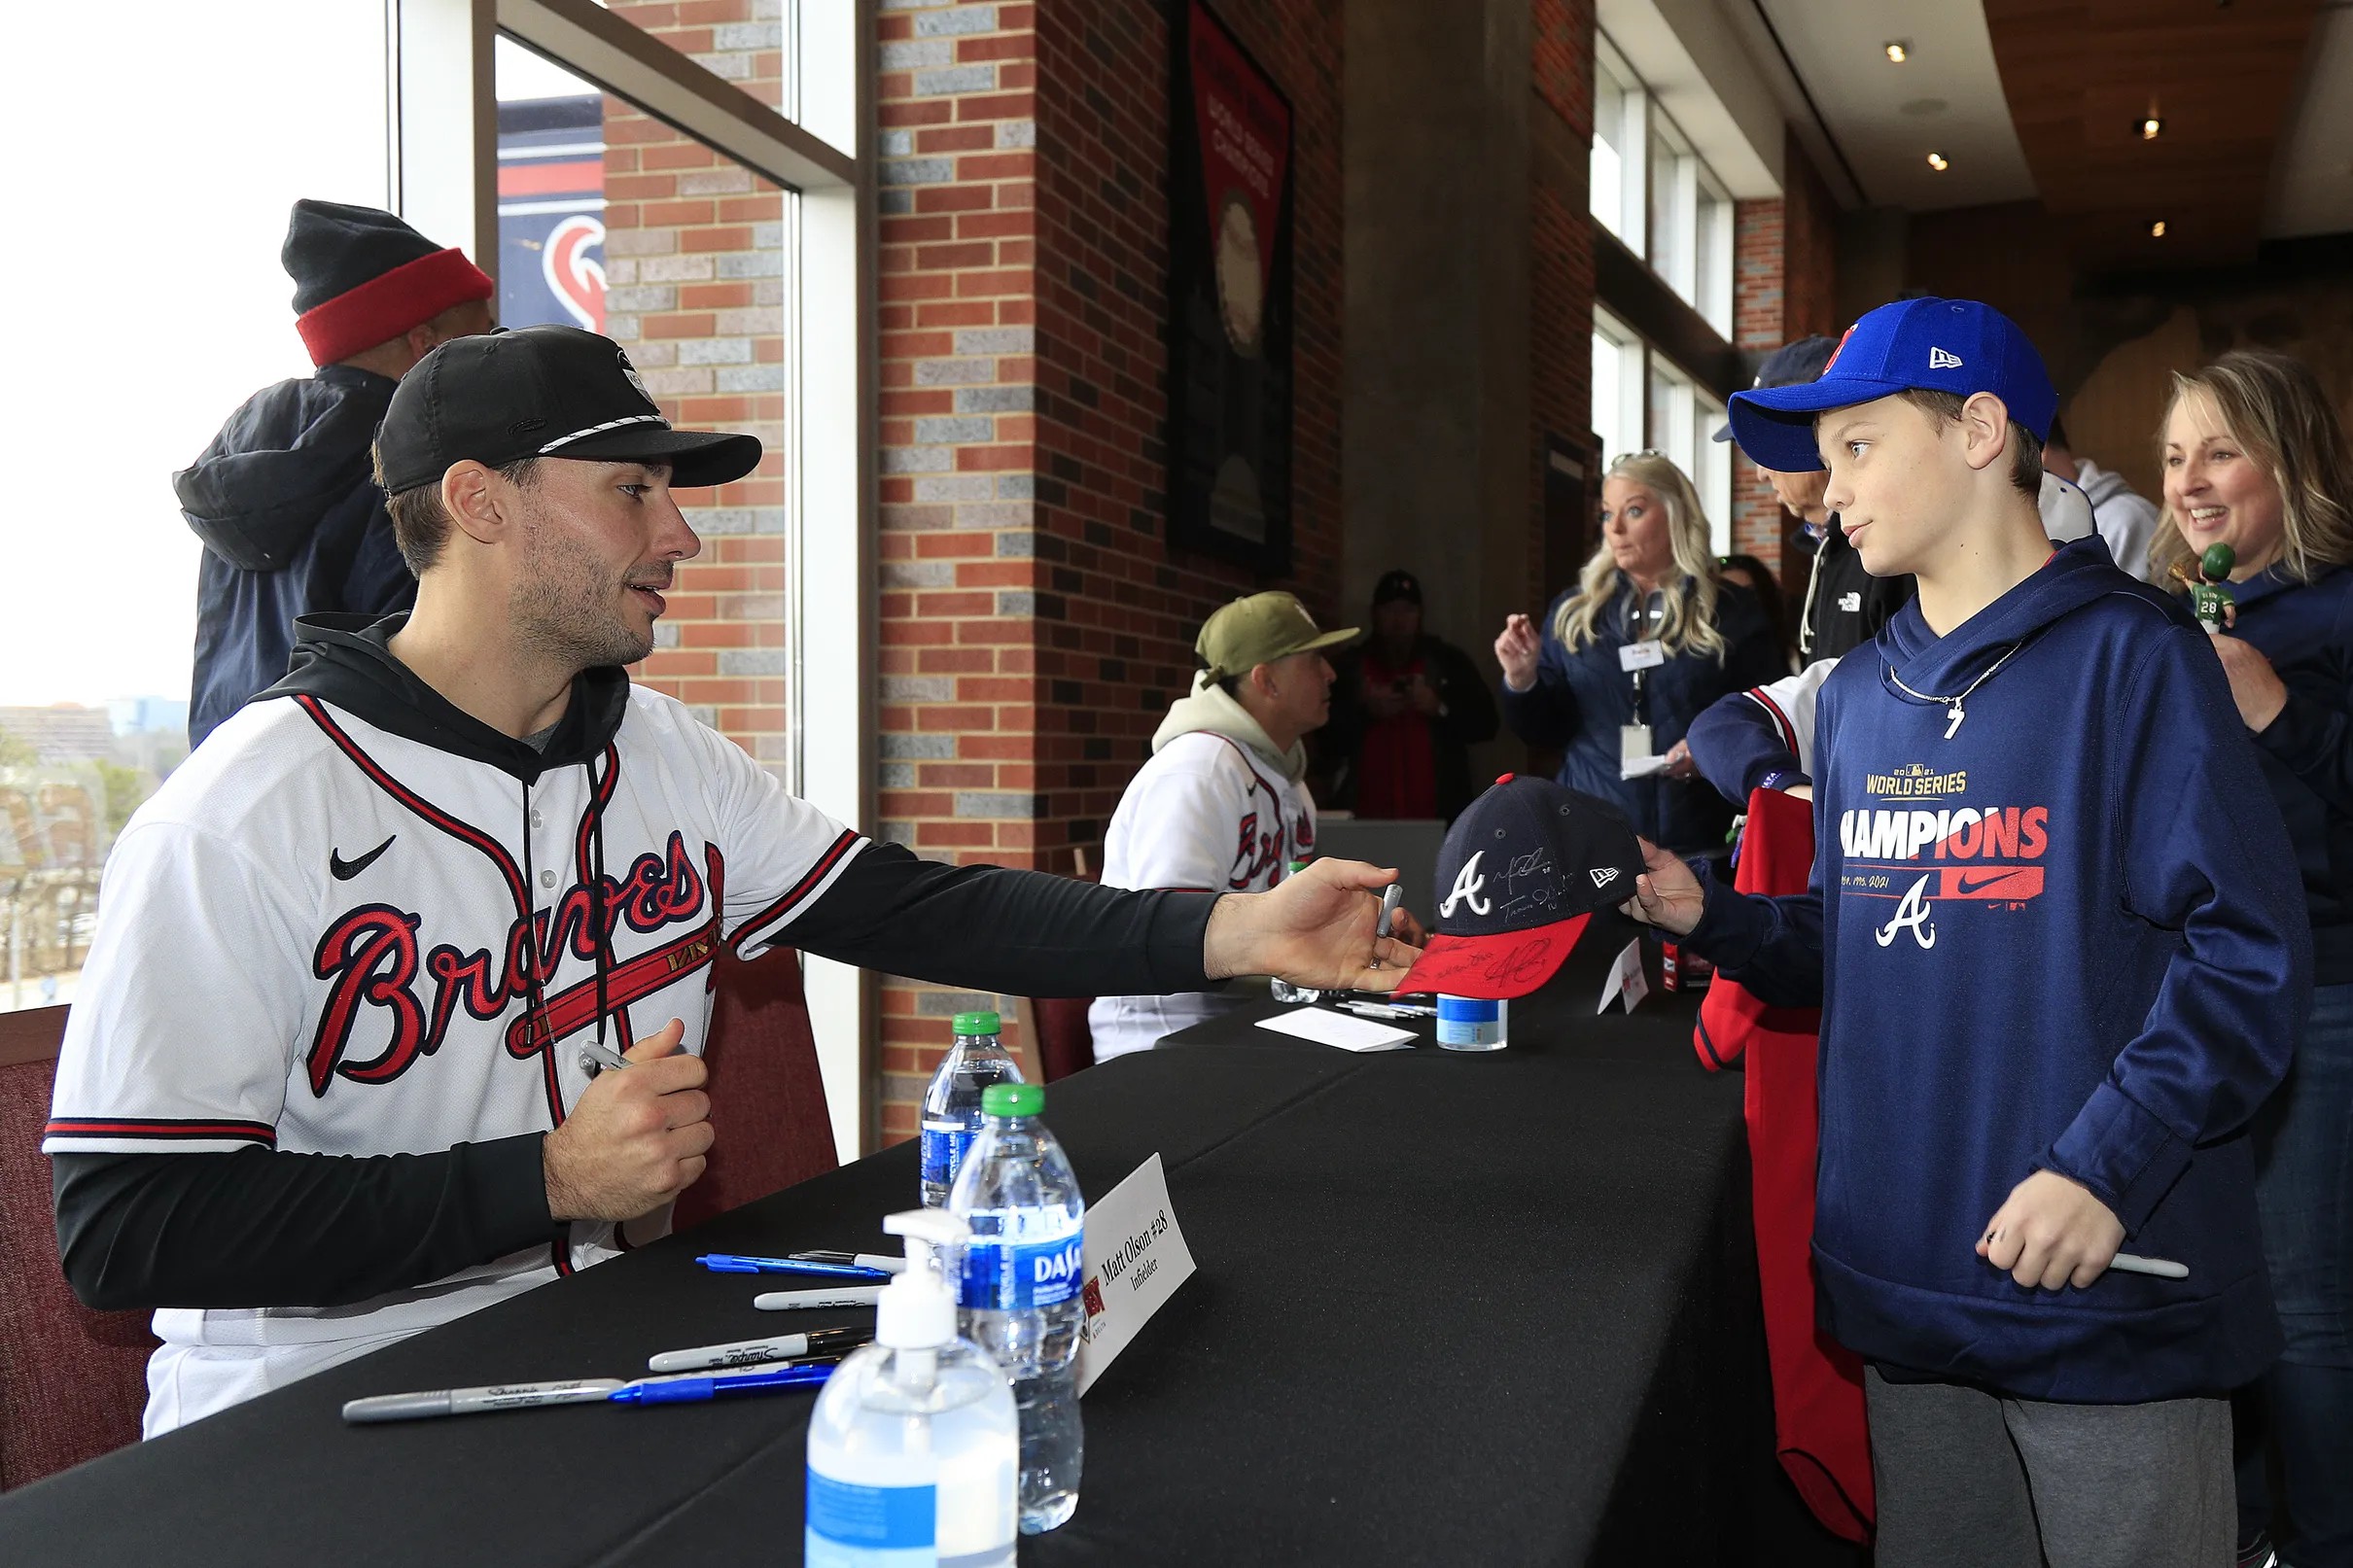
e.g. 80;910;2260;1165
2;966;1862;1565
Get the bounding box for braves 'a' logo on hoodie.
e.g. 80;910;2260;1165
1837;762;2052;945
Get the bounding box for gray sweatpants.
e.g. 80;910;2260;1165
1865;1366;2234;1568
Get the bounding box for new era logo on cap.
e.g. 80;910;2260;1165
1394;776;1648;1000
1928;347;1964;369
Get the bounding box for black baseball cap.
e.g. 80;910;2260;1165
1710;334;1840;444
375;325;763;496
1394;775;1648;999
1372;569;1422;607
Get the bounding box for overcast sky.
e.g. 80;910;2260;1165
0;7;602;710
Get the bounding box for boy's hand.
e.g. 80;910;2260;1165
1621;839;1705;936
1978;1170;2125;1289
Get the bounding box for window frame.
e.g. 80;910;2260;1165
399;0;876;1159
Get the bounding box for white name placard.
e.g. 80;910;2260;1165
1074;1153;1197;1396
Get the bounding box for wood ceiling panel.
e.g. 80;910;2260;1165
1984;0;2322;270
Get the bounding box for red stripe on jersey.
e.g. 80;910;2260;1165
725;829;861;958
46;1116;277;1147
1742;688;1802;755
297;696;531;913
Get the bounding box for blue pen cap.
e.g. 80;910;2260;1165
1727;297;2056;473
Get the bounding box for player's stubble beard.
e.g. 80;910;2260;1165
511;507;664;673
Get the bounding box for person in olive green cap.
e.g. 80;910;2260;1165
1088;592;1363;1061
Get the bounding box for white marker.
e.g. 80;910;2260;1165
1340;999;1410;1021
754;1284;886;1311
2108;1252;2189;1279
342;1378;625;1423
648;1326;871;1373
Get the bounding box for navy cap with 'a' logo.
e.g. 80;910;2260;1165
1724;296;2056;475
1393;775;1648;999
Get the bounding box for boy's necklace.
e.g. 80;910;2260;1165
1885;639;2032;740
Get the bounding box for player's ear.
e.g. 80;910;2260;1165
440;460;512;547
1958;392;2012;476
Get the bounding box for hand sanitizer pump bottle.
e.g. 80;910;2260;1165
805;1209;1019;1568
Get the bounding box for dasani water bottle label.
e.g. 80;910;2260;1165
959;1231;1085;1311
919;1125;973;1191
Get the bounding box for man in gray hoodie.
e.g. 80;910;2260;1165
2044;415;2161;582
1088;592;1361;1059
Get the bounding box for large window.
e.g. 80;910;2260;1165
1593;310;1735;557
2;0;392;1011
3;0;872;1155
1590;30;1734;337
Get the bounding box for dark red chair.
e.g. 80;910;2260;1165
0;1005;157;1490
1023;996;1097;1083
672;946;838;1232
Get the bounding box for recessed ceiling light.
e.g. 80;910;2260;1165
2150;220;2168;237
1926;152;1949;171
2140;117;2163;140
1884;41;1910;63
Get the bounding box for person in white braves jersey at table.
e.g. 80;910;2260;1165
46;326;1422;1438
1088;592;1428;1062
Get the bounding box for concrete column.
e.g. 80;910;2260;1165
1342;0;1533;707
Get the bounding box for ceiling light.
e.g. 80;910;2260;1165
2140;117;2162;140
2150;220;2167;237
1925;152;1949;171
1884;41;1910;62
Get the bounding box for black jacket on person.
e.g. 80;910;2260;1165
1321;635;1500;821
1498;578;1787;853
1798;517;1914;662
179;366;420;748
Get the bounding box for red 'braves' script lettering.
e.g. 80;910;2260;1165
307;840;723;1096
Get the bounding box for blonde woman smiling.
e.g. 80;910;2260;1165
1494;451;1784;852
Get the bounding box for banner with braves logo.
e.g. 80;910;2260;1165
1167;0;1294;573
497;95;608;333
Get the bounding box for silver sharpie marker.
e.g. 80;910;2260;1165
342;1378;625;1424
754;1284;885;1311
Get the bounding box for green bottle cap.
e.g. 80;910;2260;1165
981;1082;1043;1119
1286;860;1310;875
951;1011;1001;1037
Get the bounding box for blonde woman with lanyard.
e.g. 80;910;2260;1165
2155;349;2353;1568
1495;450;1785;853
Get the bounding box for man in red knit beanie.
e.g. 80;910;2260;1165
178;200;495;747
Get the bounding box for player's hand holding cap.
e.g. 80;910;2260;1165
375;324;765;494
1393;776;1648;999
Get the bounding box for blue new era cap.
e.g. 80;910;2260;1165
1726;297;2057;474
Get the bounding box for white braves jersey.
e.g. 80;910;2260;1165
1087;732;1316;1061
1735;655;1839;778
47;686;865;1432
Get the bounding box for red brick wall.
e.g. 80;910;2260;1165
1726;130;1843;581
872;0;1344;1141
602;1;791;777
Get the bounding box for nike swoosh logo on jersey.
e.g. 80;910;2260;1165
330;835;397;882
1954;871;2012;896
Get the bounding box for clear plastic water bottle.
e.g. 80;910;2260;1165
949;1082;1086;1535
1269;860;1327;1004
805;1209;1018;1568
920;1011;1024;1208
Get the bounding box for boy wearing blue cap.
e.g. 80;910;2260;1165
1627;297;2309;1564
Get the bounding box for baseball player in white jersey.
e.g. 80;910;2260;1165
49;327;1424;1435
1089;592;1427;1061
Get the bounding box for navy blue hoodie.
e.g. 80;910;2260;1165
1498;577;1785;853
1686;536;2309;1402
178;366;418;748
2211;563;2353;987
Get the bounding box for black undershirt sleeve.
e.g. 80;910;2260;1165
52;1134;555;1312
785;843;1220;997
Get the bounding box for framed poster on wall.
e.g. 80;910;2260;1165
1167;0;1294;574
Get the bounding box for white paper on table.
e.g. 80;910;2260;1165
1254;1006;1417;1052
1599;937;1650;1014
1075;1154;1197;1395
1619;752;1671;780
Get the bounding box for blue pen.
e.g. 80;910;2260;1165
696;1252;895;1281
608;1361;835;1406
